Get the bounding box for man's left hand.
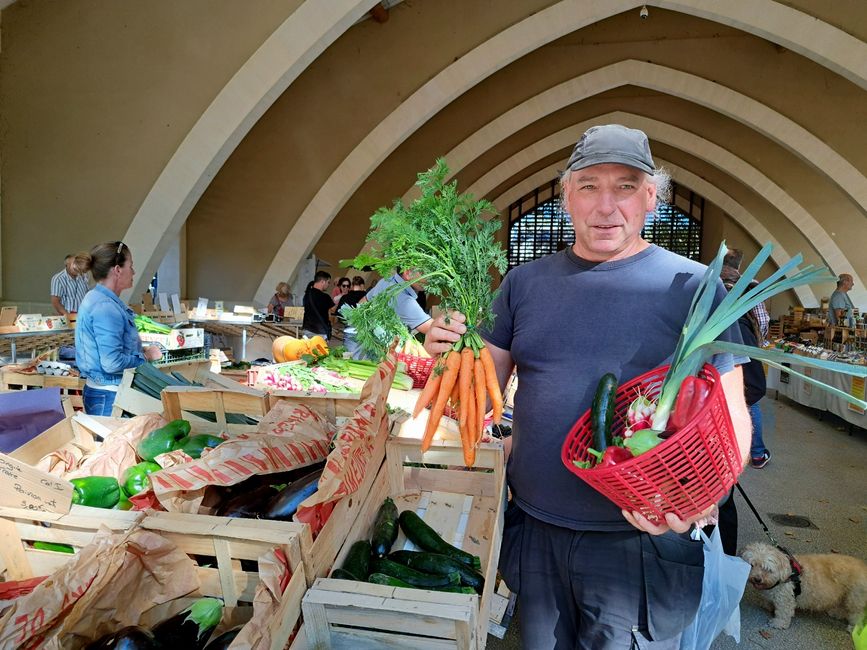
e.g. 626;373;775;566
622;503;718;536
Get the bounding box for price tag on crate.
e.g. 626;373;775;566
0;452;73;514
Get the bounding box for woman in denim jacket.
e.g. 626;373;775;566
75;241;162;415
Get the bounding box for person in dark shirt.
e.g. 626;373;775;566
336;276;367;317
302;271;333;339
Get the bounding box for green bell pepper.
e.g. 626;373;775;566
114;494;134;510
177;434;225;459
137;419;191;461
32;541;75;553
624;428;663;457
70;476;121;509
121;461;162;496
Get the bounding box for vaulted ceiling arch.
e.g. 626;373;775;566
260;56;866;302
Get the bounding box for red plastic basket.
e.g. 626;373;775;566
397;352;436;389
561;364;743;521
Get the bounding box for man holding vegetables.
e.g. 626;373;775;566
426;124;753;648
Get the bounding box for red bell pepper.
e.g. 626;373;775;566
584;445;634;468
668;376;712;432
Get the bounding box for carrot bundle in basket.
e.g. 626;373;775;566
415;333;503;465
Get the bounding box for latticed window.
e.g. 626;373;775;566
507;180;703;270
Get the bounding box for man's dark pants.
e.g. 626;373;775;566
499;503;704;649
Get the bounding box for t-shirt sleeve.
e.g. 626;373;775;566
396;294;430;331
829;292;845;310
480;272;514;349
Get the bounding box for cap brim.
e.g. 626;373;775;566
568;154;655;175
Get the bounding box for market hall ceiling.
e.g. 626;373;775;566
4;1;866;307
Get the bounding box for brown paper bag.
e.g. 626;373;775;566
64;413;167;481
229;547;295;650
147;403;333;513
294;352;397;536
0;524;198;650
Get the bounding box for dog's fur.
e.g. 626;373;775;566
740;542;867;629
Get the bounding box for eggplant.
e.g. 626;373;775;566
262;467;324;521
84;626;157;650
213;483;277;518
203;627;242;649
151;598;223;649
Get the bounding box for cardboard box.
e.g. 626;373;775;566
139;327;205;350
14;314;69;332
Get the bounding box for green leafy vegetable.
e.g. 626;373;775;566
343;159;507;358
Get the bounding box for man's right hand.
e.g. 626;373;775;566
423;310;467;355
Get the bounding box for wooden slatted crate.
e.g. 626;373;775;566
0;508;308;649
300;437;506;650
0;369;86;410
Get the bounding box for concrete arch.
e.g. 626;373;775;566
491;156;818;306
257;0;867;304
461;110;865;303
122;0;377;299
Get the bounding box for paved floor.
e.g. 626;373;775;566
488;395;866;649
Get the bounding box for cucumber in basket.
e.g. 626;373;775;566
398;510;481;569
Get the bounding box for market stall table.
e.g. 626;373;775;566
190;319;303;361
766;360;867;428
0;328;75;364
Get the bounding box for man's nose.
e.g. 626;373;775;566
596;190;618;213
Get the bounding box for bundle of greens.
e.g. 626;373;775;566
343;159;508;465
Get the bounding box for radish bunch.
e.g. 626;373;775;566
624;391;656;438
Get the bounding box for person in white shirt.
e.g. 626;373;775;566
50;253;90;316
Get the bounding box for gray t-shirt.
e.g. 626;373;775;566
366;273;431;331
482;245;741;531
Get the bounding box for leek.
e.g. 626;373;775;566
650;241;860;430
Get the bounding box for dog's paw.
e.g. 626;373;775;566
769;617;791;629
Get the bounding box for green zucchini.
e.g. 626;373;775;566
388;550;485;594
370;497;399;557
398;510;481;570
370;557;460;588
340;540;372;581
438;585;478;594
329;568;361;581
368;572;415;588
590;373;619;451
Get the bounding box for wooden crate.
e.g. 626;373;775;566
8;412;123;467
161;385;271;435
0;369;86;410
0;505;143;580
0;508;308;649
301;437;506;649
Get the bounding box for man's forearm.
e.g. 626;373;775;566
50;296;67;316
720;366;752;465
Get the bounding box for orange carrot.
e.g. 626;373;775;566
474;357;486;444
457;348;474;432
463;374;476;466
413;362;443;419
479;346;504;424
421;351;461;452
450;376;460;408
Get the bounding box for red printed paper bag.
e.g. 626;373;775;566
147;403;333;513
294;352;397;535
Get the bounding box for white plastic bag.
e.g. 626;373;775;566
680;527;751;650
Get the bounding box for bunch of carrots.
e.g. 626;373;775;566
412;332;503;466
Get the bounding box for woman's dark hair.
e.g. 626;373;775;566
352;275;365;287
78;241;129;281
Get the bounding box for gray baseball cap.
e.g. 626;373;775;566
566;124;655;174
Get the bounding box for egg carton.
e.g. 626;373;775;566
36;361;73;376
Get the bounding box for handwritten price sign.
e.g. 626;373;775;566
0;452;73;514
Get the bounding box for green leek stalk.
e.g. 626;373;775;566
650;241;863;430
